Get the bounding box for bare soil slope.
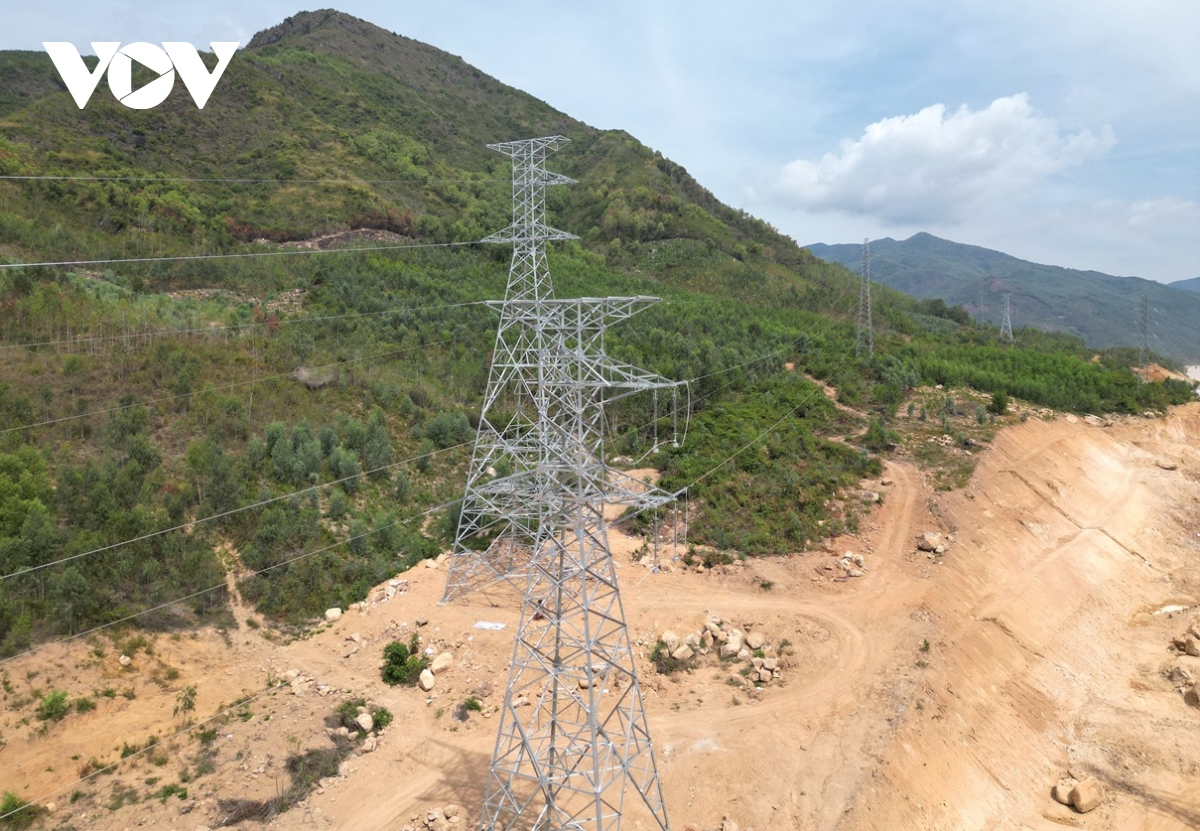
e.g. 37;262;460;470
2;405;1199;830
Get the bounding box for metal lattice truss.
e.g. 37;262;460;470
439;137;677;831
856;237;873;358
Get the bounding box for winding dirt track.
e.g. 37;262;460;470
3;406;1200;830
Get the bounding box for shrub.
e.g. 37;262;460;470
988;389;1009;415
380;635;427;686
462;696;483;712
371;706;393;730
0;791;44;829
35;689;69;722
649;640;695;675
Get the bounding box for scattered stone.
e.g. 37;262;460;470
859;490;880;504
424;558;438;569
1051;779;1076;806
416;617;430;627
1069;778;1103;813
1185;684;1200;708
917;532;942;552
661;630;681;652
325;607;343;622
721;815;740;831
361;736;378;753
1169;666;1194;687
746;632;765;650
418;669;435;691
671;644;695;662
347;632;361;644
431;652;455;674
118;654;132;667
1156;459;1179;471
355;712;374;733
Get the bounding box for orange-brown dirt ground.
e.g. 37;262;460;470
3;403;1200;830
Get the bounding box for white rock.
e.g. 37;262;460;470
355;712;374;733
325;607;343;622
418;669;435;691
746;631;766;650
431;652;454;674
118;654;132;667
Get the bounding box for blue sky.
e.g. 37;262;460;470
5;1;1198;282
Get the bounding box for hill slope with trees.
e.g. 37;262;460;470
0;10;1192;656
808;233;1200;362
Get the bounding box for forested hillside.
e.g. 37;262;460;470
808;233;1200;362
0;10;1192;657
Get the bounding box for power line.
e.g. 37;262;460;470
0;239;479;270
0;299;489;352
0;438;472;582
0;334;467;436
0;174;507;184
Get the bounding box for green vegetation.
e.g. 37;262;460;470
0;791;44;829
380;634;428;686
34;688;69;722
0;10;1191;662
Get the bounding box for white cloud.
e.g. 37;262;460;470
775;94;1114;225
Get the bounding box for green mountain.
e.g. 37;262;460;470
807;233;1200;362
1170;277;1200;294
0;10;1191;655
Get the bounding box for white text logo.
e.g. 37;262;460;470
42;42;239;110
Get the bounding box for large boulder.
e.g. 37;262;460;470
431;652;454;674
660;630;681;652
418;669;435;691
745;631;766;650
1051;779;1075;806
1069;778;1103;813
917;532;942;552
354;712;374;733
670;644;694;662
324;607;343;622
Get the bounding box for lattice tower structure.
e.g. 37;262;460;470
856;237;873;357
440;137;682;830
1001;293;1014;341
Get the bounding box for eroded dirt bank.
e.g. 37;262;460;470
1;405;1198;830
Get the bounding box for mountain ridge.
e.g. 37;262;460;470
807;233;1200;362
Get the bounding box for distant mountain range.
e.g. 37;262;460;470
806;233;1200;362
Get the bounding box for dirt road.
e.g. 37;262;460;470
3;405;1199;830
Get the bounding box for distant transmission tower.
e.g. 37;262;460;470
1000;293;1013;341
1139;293;1149;380
856;238;873;357
442;136;680;831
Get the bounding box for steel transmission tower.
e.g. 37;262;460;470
856;238;873;357
1000;293;1013;341
442;136;680;831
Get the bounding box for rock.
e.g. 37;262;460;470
325;607;343;622
431;652;454;674
424;558;438;569
1169;666;1194;686
729;672;746;687
418;669;435;691
852;553;865;568
670;644;694;662
1051;779;1076;805
736;648;750;660
721;815;740;831
513;696;530;707
845;567;865;578
746;632;766;650
416;617;430;627
355;712;374;733
757;669;772;683
701;630;714;648
361;736;378;753
859;490;880;503
444;804;460;819
685;632;701;648
751;657;764;669
720;629;745;658
763;657;778;671
1185;683;1200;708
1156;459;1179;471
917;532;942;552
347;632;361;644
1069;778;1103;813
118;654;132;667
661;630;681;652
44;802;56;814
